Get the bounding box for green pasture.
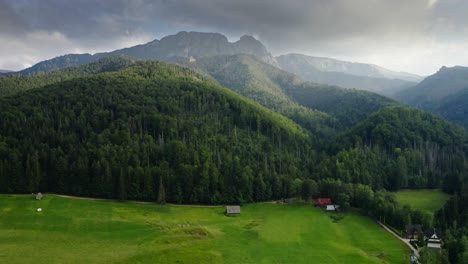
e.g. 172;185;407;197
0;195;409;263
394;189;450;214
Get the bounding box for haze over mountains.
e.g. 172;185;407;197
276;54;422;97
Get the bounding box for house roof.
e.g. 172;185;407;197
226;206;240;214
316;198;332;205
405;224;422;233
425;228;442;240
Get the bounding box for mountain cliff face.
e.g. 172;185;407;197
19;32;277;74
276;53;420;97
395;65;468;127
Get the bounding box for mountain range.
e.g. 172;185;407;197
7;31;468;129
18;32;277;75
15;31;423;98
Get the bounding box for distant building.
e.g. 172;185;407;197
225;206;240;216
315;198;332;207
404;224;422;239
36;192;43;200
426;228;442;251
326;205;341;212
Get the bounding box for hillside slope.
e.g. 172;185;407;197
0;60;312;204
187;54;395;129
0;55;139;97
316;106;468;190
395;66;468;127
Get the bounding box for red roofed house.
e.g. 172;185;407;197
315;198;332;207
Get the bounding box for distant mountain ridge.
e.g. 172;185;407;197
396;66;468;106
18;31;277;75
276;53;421;97
395;65;468;127
0;69;12;73
277;53;422;82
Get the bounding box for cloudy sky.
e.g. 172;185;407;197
1;0;467;75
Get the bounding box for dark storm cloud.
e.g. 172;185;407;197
0;1;30;35
0;0;431;50
429;0;468;42
0;0;467;74
5;0;147;44
155;0;430;53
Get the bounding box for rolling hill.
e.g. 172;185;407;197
321;106;468;190
0;55;139;97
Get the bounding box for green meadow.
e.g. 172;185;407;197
394;189;451;214
0;195;409;264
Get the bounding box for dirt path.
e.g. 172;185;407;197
377;221;420;258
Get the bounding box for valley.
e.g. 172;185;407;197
0;26;467;264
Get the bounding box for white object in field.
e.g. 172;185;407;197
37;208;42;212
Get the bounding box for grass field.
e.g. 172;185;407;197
0;195;409;264
394;189;451;214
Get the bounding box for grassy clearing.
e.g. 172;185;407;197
0;195;409;263
394;189;451;214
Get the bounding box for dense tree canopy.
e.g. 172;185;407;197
0;60;315;204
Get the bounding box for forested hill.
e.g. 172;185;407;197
341;106;467;149
0;55;139;97
285;82;396;127
395;66;468;127
186;54;336;141
186;54;395;130
0;60;313;204
1;56;467;205
316;106;468;191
